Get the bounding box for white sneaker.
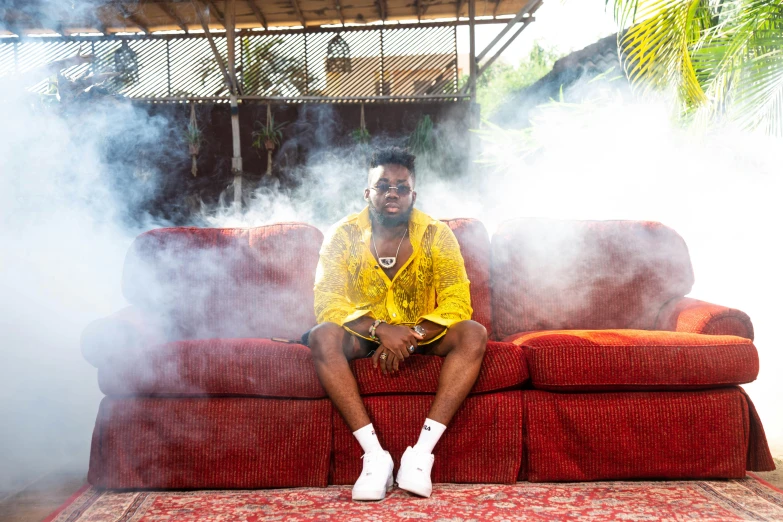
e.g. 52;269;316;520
351;450;394;501
396;446;434;497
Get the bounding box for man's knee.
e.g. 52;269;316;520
307;322;346;359
450;320;488;356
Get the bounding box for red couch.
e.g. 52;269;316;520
81;218;774;489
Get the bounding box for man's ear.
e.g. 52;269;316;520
364;188;370;201
412;191;417;205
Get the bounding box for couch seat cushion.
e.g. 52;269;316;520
98;338;326;399
504;329;757;391
99;339;528;398
350;341;528;395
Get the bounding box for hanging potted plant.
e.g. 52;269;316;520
252;104;286;176
351;103;371;144
186;103;203;177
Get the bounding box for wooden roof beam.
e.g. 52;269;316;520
415;0;422;21
116;4;150;33
206;1;226;27
456;0;465;18
290;0;307;27
157;3;190;32
492;0;502;17
375;0;387;20
334;0;345;26
247;1;268;29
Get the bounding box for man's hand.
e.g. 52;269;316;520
372;324;424;374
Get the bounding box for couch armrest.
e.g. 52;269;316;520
81;306;166;367
655;297;754;340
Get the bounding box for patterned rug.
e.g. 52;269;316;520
45;475;783;522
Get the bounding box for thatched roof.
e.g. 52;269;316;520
1;0;537;36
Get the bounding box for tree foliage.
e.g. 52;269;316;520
462;42;562;118
613;0;783;135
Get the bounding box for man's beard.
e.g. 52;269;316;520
369;203;413;228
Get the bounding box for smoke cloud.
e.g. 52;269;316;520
1;21;781;498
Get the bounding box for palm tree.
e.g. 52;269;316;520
612;0;783;135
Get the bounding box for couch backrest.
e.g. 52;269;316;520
441;218;493;338
491;218;695;340
122;223;323;341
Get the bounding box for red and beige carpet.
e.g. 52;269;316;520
46;475;783;521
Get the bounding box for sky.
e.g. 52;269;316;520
457;0;619;65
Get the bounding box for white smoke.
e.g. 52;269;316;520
0;64;191;490
1;23;781;500
419;94;783;457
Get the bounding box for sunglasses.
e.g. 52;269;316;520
370;183;413;196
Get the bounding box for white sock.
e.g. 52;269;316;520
353;423;383;454
413;418;447;454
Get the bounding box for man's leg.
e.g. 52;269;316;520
308;322;374;431
307;322;394;501
422;320;488;425
396;320;488;497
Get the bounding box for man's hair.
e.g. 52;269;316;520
369;147;416;180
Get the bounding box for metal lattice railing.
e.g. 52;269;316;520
0;24;463;102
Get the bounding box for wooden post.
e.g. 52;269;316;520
226;0;243;206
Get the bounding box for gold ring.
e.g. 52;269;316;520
379;352;388;360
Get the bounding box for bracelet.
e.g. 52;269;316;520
369;319;385;341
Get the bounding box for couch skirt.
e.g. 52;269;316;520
521;388;751;482
88;397;332;489
330;391;524;485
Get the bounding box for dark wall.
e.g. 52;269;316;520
133;101;472;224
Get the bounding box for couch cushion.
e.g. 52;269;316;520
491;219;695;340
505;329;757;391
441;218;493;338
98;339;528;398
350;341;528;395
98;338;326;399
122;223;322;341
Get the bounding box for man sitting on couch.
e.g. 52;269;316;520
305;147;488;500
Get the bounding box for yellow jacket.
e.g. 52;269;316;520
314;207;472;342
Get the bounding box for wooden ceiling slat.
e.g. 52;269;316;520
2;0;536;33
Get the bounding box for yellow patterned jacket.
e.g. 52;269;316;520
314;207;473;343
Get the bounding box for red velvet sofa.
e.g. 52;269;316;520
81;218;775;489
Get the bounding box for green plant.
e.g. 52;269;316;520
186;103;203;177
408;114;435;155
459;41;562;119
351;127;371;144
186;122;202;151
611;0;783;135
251;116;286;150
241;38;308;96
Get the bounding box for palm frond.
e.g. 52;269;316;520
618;0;708;107
729;48;783;135
692;0;783;119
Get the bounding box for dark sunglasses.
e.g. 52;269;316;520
370;182;413;196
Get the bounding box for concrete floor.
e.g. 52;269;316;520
0;469;86;522
1;460;781;522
